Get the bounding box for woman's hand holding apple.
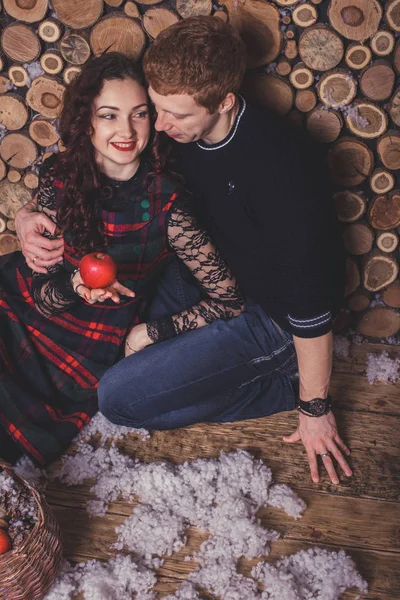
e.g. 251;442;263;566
72;253;135;304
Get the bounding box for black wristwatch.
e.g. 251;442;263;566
297;395;332;417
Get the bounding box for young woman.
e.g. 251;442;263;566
0;53;244;466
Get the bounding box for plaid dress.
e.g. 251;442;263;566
0;158;179;465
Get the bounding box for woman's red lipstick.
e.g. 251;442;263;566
111;142;137;152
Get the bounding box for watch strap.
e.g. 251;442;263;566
297;395;332;417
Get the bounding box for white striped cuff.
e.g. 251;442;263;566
287;311;332;329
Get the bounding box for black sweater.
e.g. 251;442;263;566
174;97;345;338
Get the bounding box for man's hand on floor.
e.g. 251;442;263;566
283;411;353;485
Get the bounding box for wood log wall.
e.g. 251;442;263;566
0;0;399;339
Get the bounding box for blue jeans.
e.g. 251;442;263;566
98;259;298;429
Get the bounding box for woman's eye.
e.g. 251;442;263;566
134;111;148;119
100;114;115;120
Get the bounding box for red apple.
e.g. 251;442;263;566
0;530;11;554
79;252;117;289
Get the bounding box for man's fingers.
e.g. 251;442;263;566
334;434;351;456
306;449;319;483
25;235;63;253
320;454;339;485
329;445;353;477
25;258;48;274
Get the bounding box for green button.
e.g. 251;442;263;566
142;212;150;221
133;245;141;254
141;199;150;209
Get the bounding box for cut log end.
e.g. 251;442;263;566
299;26;344;71
60;34;91;65
369;193;400;231
334;190;366;222
385;0;400;33
289;64;314;89
38;19;62;43
329;138;374;187
0;233;21;256
376;231;399;253
382;283;400;309
0;133;38;169
8;65;29;87
40;51;64;75
328;0;382;41
90;15;146;60
363;252;399;292
377;132;400;170
292;3;318;27
307;108;343;143
176;0;212;19
370;169;395;194
1;23;41;63
318;70;356;108
345;44;372;70
370;30;395;56
345;102;388;140
0;94;29;130
357;307;400;338
295;89;316;112
52;0;103;29
343;222;374;255
360;63;395;102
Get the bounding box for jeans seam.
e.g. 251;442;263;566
116;345;291;411
250;338;293;364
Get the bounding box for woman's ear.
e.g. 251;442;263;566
218;92;237;115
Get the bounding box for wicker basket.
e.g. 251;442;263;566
0;460;63;600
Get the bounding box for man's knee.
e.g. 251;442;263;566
97;370;120;423
97;365;151;428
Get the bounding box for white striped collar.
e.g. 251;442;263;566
196;95;246;151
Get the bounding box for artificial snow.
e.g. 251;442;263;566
45;442;366;599
76;411;149;443
366;351;400;384
333;335;350;359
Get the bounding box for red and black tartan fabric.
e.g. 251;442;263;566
0;158;179;465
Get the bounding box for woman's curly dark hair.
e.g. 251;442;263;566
56;52;172;254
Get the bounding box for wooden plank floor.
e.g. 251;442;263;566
45;341;400;599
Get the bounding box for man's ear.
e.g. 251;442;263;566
218;92;237;114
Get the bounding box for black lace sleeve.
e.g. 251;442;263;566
30;160;79;318
146;197;245;343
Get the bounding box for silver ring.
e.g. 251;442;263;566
319;452;330;458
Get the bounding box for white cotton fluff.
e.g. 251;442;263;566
366;351;400;384
14;455;47;488
164;581;205;600
23;61;44;83
191;562;260;600
49;445;367;599
266;484;306;519
333;335;351;359
43;556;157;600
76;412;150;443
253;548;368;600
114;503;187;556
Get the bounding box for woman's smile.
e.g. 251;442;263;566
111;141;137;152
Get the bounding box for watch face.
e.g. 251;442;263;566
310;398;328;416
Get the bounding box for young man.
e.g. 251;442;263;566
15;17;351;485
